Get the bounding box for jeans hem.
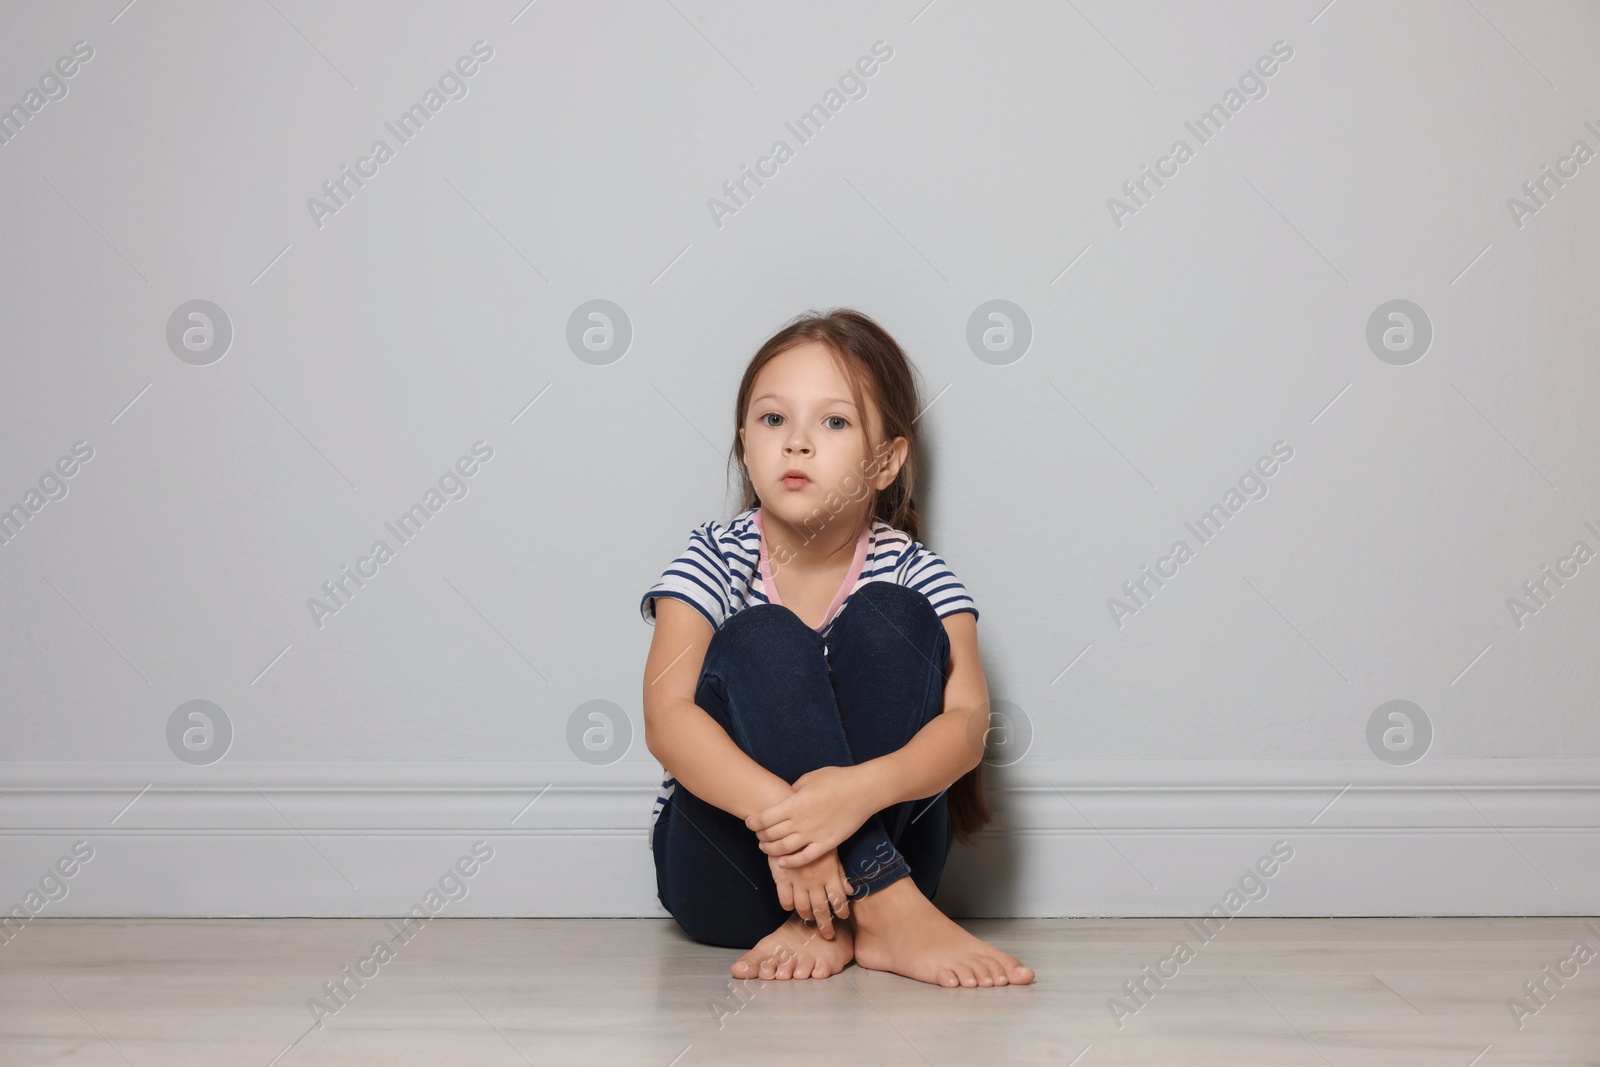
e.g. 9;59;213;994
847;855;910;900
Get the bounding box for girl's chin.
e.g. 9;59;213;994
760;498;870;530
756;500;801;523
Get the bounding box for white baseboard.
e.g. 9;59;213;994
3;760;1596;917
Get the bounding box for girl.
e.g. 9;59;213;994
639;309;1034;989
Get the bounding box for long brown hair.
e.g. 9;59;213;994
726;308;994;845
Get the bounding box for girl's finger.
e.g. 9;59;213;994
771;833;808;861
759;837;796;857
781;842;821;868
746;801;792;830
809;889;834;939
829;882;850;919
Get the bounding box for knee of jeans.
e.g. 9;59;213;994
851;581;940;627
714;602;818;654
838;583;948;660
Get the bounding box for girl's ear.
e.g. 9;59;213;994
870;436;909;488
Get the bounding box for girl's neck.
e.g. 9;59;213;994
758;503;871;574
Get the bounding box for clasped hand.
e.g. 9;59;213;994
767;849;852;939
745;764;877;868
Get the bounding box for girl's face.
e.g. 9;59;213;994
739;341;905;537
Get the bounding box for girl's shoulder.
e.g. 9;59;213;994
868;523;980;621
865;517;921;568
708;507;760;552
641;508;763;630
680;507;761;572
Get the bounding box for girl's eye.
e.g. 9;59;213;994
761;413;783;427
825;416;850;431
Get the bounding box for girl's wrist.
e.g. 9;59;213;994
746;776;796;821
851;757;897;816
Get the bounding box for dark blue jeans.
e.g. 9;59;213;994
653;580;955;949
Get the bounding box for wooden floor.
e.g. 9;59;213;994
3;916;1598;1065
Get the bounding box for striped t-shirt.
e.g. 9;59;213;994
639;506;978;848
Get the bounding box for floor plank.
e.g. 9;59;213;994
2;917;1597;1066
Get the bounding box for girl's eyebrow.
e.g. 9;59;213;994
752;393;857;408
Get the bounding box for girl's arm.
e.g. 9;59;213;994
641;596;795;820
854;610;989;810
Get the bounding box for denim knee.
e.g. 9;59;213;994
709;602;819;658
839;581;941;631
853;580;935;611
829;582;948;663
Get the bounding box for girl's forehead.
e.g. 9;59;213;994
758;343;852;386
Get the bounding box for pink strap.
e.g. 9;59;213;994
754;508;873;632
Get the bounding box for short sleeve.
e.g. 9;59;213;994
900;542;978;622
640;522;731;631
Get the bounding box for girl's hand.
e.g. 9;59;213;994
767;847;852;940
746;765;878;868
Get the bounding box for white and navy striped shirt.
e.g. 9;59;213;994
639;506;977;848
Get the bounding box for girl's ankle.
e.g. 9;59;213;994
850;874;917;918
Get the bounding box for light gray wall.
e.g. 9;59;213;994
2;1;1596;919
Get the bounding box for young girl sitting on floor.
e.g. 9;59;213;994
640;308;1034;989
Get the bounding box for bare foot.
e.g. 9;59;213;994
731;913;854;981
850;877;1034;988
